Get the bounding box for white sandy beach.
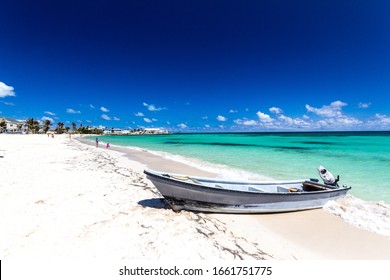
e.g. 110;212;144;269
1;134;390;260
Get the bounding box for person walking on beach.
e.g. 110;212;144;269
96;137;99;147
106;143;110;149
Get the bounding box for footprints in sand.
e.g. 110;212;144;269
64;139;271;260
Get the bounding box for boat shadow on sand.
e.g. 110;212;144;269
138;198;170;210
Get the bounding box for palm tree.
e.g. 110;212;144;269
56;122;65;134
0;119;6;133
43;119;52;133
78;123;84;134
71;122;77;132
33;120;40;133
25;118;34;133
25;118;39;134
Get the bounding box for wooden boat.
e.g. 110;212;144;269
144;168;351;213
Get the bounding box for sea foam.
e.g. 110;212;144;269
324;195;390;238
145;149;274;181
113;144;272;180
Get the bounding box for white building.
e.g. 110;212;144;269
103;128;123;135
143;128;170;134
0;117;27;133
102;127;170;135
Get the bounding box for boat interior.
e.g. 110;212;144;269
160;173;339;193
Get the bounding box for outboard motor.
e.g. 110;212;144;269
317;165;339;186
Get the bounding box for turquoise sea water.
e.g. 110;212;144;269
93;131;390;205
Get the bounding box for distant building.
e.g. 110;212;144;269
0;117;27;133
102;127;170;135
103;128;123;134
143;128;170;134
121;129;132;134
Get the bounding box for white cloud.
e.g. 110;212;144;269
225;101;373;130
0;82;15;98
0;100;15;106
89;104;95;109
303;101;368;129
41;116;54;123
234;118;258;126
356;114;390;130
374;114;390;124
256;111;274;123
143;102;166;111
229;109;238;113
306;101;347;117
217;115;227;121
338;116;362;125
244;120;257;125
178;123;187;129
242;120;257;126
66;108;81;114
101;114;111;120
313;116;362;129
358;102;371;108
44;111;56;116
135;112;144;117
269;107;283;114
101;114;119;121
278;115;311;127
278;115;294;124
202;116;208;120
205;124;210;128
143;117;157;123
100;106;109;112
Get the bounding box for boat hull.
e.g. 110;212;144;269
144;170;351;213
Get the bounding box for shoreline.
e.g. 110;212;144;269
79;135;390;259
1;134;390;259
84;135;390;239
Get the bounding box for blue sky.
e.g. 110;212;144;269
1;0;390;132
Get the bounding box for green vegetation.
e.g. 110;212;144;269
25;118;40;134
0;119;6;132
0;116;103;134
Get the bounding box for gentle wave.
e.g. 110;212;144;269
146;148;275;181
324;195;390;238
